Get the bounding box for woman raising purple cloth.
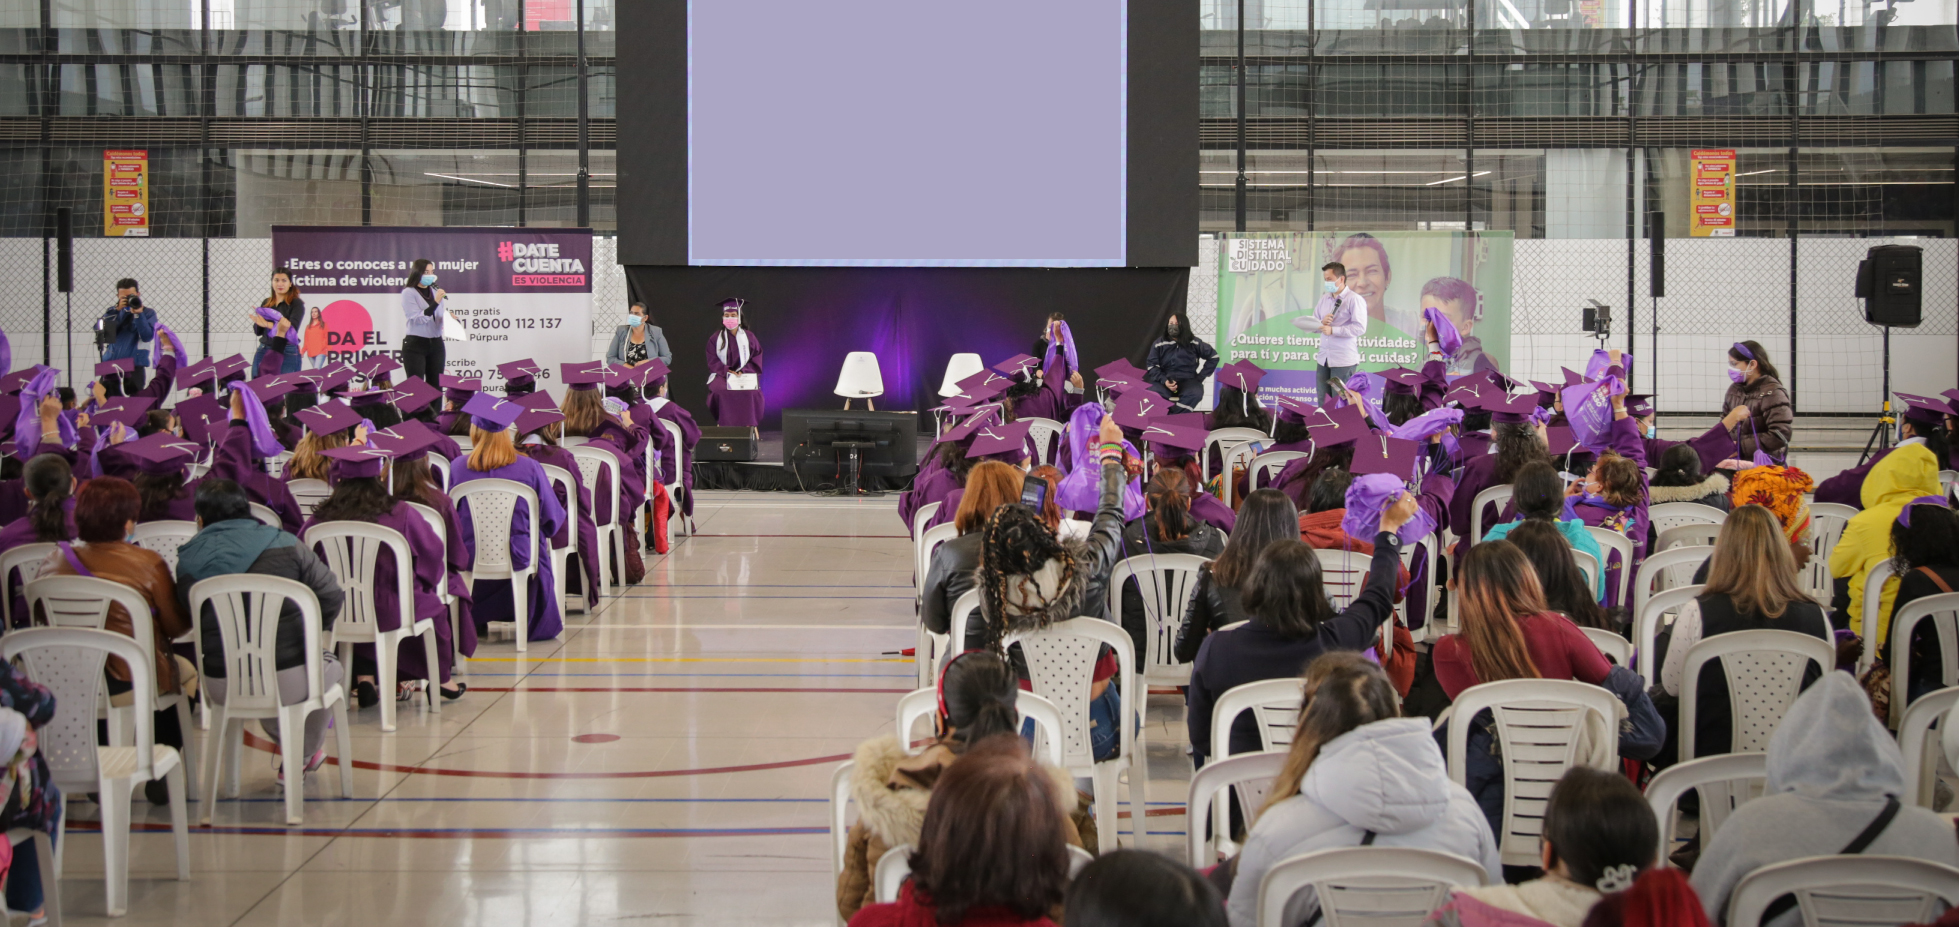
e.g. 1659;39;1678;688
705;298;764;428
450;393;567;644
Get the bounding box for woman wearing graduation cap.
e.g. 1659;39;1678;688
452;393;568;643
100;430;203;523
706;298;765;429
376;419;475;676
510;398;605;612
211;379;306;532
1814;392;1953;509
563;362;651;575
625;361;700;524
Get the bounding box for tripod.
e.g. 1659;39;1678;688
1859;323;1894;466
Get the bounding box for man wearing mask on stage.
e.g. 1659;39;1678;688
1297;261;1368;403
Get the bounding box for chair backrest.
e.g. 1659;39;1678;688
1583;525;1635;606
1211;677;1305;760
1636;584;1707;682
1648;501;1727;534
248;501;281;527
659;418;687;489
1468;483;1513;543
894;688;936;753
304;520;415;645
830;759;856;900
1107;553;1209;686
567;446;620;524
286;477;333;516
1312;547;1371;610
428;454;451;492
1942;470;1958;499
1256;846;1489;927
1656;523;1722;552
3;627;158;786
1727;855;1959;927
450;478;540;579
1218;441;1265;507
24;574;151;636
915;523;958;595
1248;451;1309;492
1680;629;1836;760
0;542;60;627
893;683;1067;768
1581;626;1632;666
1859;560;1898;674
1804;503;1858;605
947;589;980;669
1646;752;1768;866
265;451;292;480
1203;427;1269;491
1901;686;1959;808
910;502;941;542
1186;750;1288;866
1633;545;1715;619
402;501;452;569
1442;678;1619;866
1572;549;1599;590
873;845;912;903
1889;593;1959;728
186;573;326;717
540;464;577;549
1021;417;1064;468
129;520;198;574
1003;618;1137;772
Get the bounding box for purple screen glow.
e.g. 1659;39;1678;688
688;0;1127;268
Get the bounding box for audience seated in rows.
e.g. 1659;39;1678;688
919;461;1025;653
1832;443;1942;637
1482;461;1605;602
1649;444;1730;512
1117;468;1224;660
1505;520;1618;634
1064;850;1225;927
1175;489;1297;664
1888;501;1959;707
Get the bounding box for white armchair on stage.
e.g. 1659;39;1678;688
835;352;884;411
938;353;983;397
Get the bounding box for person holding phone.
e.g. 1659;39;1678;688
1297;261;1368;404
398;258;451;387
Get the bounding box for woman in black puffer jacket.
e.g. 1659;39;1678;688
1174;489;1299;663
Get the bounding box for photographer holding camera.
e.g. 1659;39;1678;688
97;277;159;393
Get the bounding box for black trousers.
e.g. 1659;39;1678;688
400;335;446;386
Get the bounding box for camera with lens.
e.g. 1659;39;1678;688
125;295;142;312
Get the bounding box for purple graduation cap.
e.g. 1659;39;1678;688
439;374;482;407
514;404;566;438
319;443;393;482
1527;379;1562;409
1472;389;1544;425
306;364;359;396
965;419;1033;462
95;357;135;378
353;354;402;382
112;431;201;477
1305;402;1371;448
1274;394;1316;424
1112;390;1170;430
562;360;608;391
213;354;251;385
391;376;440;415
1942;389;1959;415
1443;371;1498;407
1351;433;1422;482
1391;407;1463;444
610;360;667;392
294;399;362;438
498;358;543;383
1423;306;1463;357
953;368;1013;401
175;393;229;445
1559;367;1586;387
462;392;525;432
1379;367;1426;396
88;397;156;431
243;373;303;405
1625;394;1655;418
939;408;1002;444
0;367;45;397
1341;473;1435;546
1216;360;1267;395
1898;392;1951;427
991;354;1040;381
370;419;446;462
513;391;560;411
1139;417;1208;457
174;359;217;391
1545;423;1583;457
1095;358;1147;394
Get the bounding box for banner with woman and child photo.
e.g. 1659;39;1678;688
1214;230;1513;404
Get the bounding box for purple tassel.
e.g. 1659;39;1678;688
228;383;285;459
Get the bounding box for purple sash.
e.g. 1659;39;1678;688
56;542;92;577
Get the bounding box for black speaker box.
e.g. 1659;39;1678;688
1858;244;1922;327
696;426;759;461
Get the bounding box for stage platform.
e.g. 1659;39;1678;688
693;430;934;493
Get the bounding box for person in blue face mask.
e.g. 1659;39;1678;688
606;301;674;369
1719;340;1793;466
1297;261;1369;404
399;257;453;388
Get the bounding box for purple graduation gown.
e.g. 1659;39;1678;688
452;454;567;642
586;420;649;535
1010;353;1083;426
213;421;305;532
648;398;700;518
1814;447;1891;509
304;506;452;682
523;444;604;609
1564;416;1649;609
705;328;765;428
398;485;477;679
905;468;963;537
1643;422;1737;483
1190;492;1236;534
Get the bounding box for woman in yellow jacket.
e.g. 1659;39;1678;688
1830;442;1943;646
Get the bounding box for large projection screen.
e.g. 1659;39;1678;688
617;0;1196;269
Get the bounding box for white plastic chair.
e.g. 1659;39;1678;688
1003;618;1144;851
1900;686;1959;808
1942;469;1958;500
1218;441;1265;508
913;524;961;688
910;501;941;542
0;541;58;629
1186;750;1288;866
1726;855;1959;927
188;573;352;826
1633;545;1715;620
1646;752;1767;866
286;477;332;517
428;454;451;492
943;589;982;678
829;759;856;926
1108;553;1208;689
915;522;957;596
937;353;984;397
1021;417;1064;468
1805;503;1858;606
265;451;292;479
5;627;190;916
1583;525;1634;607
305;520;440;732
451;478;542;653
1656;523;1723;552
1859;560;1898;675
1202;427;1268;499
1582;626;1632;666
658;418;692;538
1679;629;1835;761
403;501;464;678
1573;549;1599;592
1648;501;1727;534
1312;547;1373;610
1255;846;1488;927
1467;484;1514;544
1636;584;1706;683
1890;593;1959;729
1247;450;1309;493
834;352;884;408
1441;678;1620;867
129;520;197;574
539;464;583;615
893;684;1066;767
248;502;281;528
568;446;624;593
874;842;1094;904
1207;677;1304;857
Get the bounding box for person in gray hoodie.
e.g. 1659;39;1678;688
1225;653;1501;927
1691;671;1959;926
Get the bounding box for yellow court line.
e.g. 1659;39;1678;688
468;656;914;664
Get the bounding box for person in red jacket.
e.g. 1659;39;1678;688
848;736;1073;927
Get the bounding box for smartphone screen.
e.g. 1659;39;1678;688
1020;475;1048;510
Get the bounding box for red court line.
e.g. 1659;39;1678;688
469;686;913;694
241;730;852;780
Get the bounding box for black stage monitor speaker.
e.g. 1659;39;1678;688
696;426;760;462
54;207;72;293
1857;244;1922;328
782;409;919;480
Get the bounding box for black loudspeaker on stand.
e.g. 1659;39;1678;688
55;207;72;380
1855;244;1923;463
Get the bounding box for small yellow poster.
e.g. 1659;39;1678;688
103;149;149;237
1689;149;1735;237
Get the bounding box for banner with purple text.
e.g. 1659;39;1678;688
1214;231;1512;405
270;226;594;400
